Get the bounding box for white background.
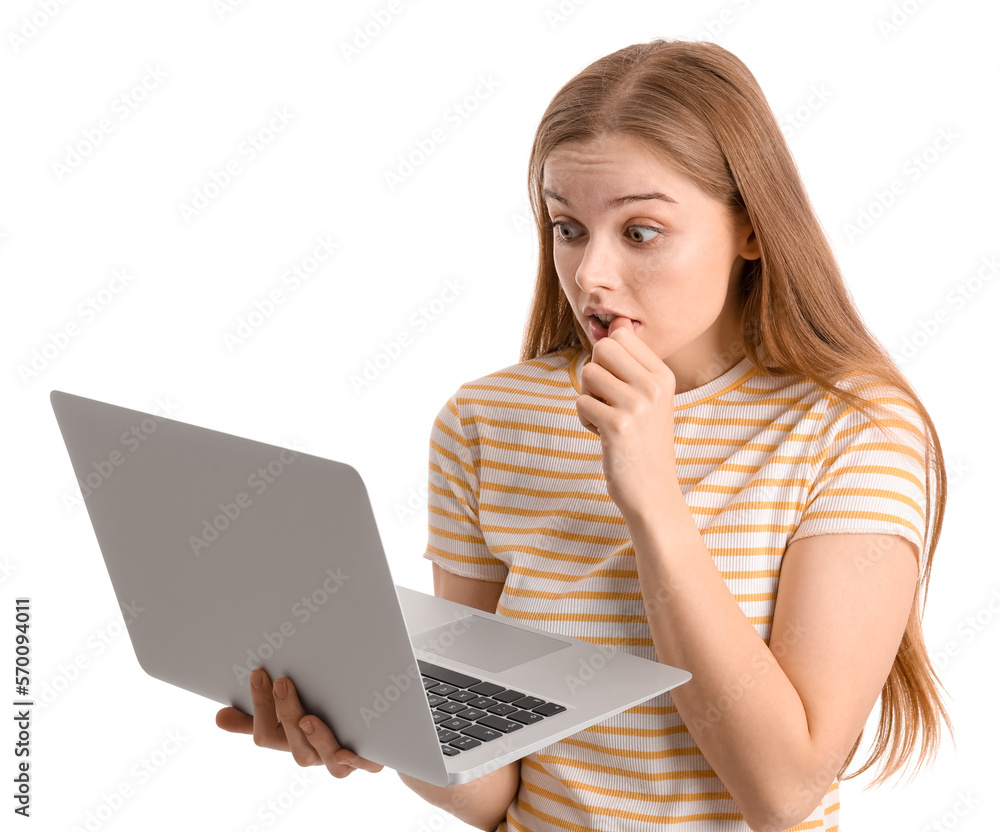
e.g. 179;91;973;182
2;0;998;829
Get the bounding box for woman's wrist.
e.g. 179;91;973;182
621;475;686;537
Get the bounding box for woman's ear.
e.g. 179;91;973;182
741;228;761;261
734;211;761;261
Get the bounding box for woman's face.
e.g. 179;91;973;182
542;133;760;390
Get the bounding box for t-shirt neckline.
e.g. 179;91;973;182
569;349;756;409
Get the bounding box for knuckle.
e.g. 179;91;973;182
292;750;316;767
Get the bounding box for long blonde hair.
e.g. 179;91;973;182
520;38;951;786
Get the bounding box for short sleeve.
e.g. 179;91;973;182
421;392;509;583
789;389;930;561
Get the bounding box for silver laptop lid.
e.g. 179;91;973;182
50;390;449;786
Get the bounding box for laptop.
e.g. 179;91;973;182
49;390;691;787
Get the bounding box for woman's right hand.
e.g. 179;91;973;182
215;667;385;779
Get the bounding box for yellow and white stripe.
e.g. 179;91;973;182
423;346;927;831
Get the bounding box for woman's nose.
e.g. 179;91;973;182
574;237;621;292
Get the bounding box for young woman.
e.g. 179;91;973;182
217;39;951;831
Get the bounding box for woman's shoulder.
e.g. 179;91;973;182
450;346;584;400
798;365;929;460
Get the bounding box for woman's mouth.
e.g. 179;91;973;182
587;314;640;341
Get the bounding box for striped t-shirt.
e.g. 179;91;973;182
421;346;928;831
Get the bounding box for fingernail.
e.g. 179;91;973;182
251;670;262;690
300;719;313;735
274;679;287;699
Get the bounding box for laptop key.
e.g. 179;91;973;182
468;681;505;696
467;696;497;709
532;702;567;716
427;694;447;707
417;660;482;689
441;717;472;731
455;707;487;721
460;724;503;742
446;690;478;703
477;714;524;733
432;712;452;724
448;736;482;751
491;689;526;703
428;683;459;696
486;703;518;716
422;678;438;689
510;696;544;710
437;729;460;743
441;744;461;756
435;701;468;714
509;710;544;725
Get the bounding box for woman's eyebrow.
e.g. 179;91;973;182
542;189;678;208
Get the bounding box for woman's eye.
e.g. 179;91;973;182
628;225;659;243
549;221;579;241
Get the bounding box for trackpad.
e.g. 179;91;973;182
411;614;572;673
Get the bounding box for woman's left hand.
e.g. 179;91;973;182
576;316;680;521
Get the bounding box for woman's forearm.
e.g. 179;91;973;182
397;759;521;832
625;489;835;829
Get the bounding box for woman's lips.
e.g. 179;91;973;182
587;315;640;341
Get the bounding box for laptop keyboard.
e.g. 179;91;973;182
418;659;568;757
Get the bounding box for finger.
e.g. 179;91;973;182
299;714;384;779
605;315;666;375
249;667;286;750
216;706;253;734
581;355;631;408
272;677;322;767
607;315;633;336
575;393;613;435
